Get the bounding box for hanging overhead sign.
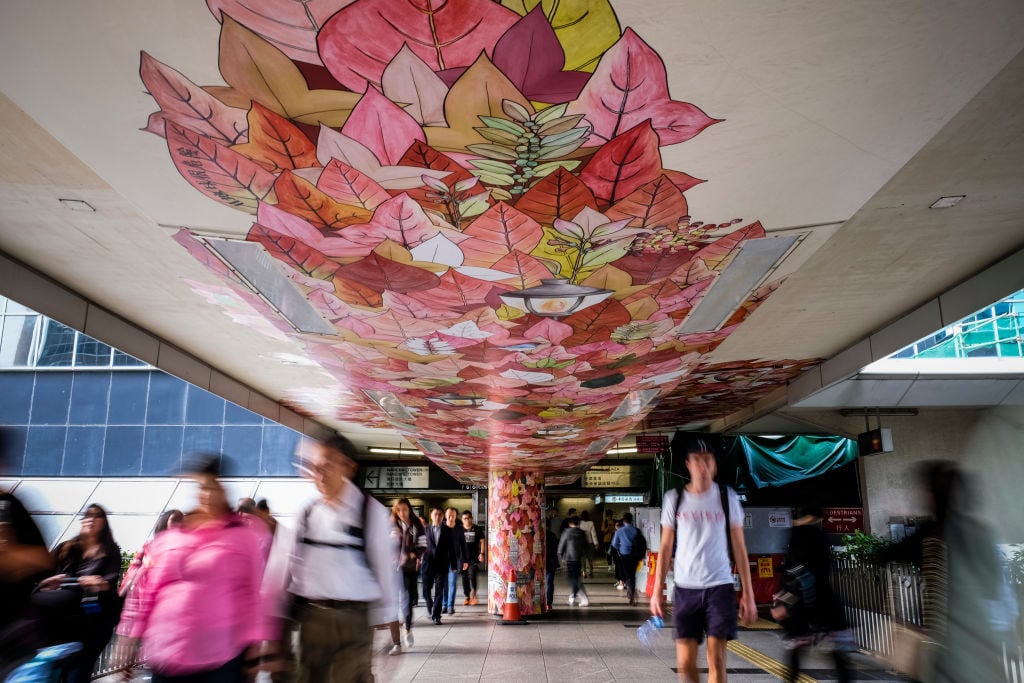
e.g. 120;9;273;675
583;465;650;489
362;466;430;489
635;435;670;453
821;507;865;534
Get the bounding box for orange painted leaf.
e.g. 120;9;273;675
166;121;275;214
696;221;766;271
460;203;544;268
334;277;384;308
334;252;440;293
490;250;558;289
406;270;507;312
317;0;520;91
605;174;688;228
231;102;318;173
513;167;598;225
396;140;474;214
612;250;695;285
578;121;663;207
316;159;391;210
248;223;342;280
273;170;373;229
561;298;632;348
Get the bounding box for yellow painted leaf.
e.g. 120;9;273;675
217;15;359;126
625;296;660;321
495;303;526;321
372;239;414;264
579;264;636;294
425;53;533;153
529;225;575;278
500;0;621;72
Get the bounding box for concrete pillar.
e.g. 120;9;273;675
486;470;545;616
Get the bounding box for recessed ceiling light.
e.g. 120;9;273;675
59;198;95;212
929;195;965;209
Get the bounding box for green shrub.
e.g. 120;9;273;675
840;529;893;563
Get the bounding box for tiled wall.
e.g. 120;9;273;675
0;370;300;476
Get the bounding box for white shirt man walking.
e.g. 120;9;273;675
650;441;757;683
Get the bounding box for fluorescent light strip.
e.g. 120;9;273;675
606;447;637;455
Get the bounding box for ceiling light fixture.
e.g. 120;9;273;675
606;446;638;455
929;195;965;209
367;447;409;455
499;278;613;318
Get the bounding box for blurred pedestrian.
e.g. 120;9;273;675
36;503;122;683
260;435;397;682
558;516;589;607
545;521;559;611
390;498;425;654
578;510;598;578
255;499;278;536
771;505;852;683
601;510;616;571
612;514;644;603
114;454;266;683
459;510;485;606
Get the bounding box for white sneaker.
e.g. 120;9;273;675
567;595;576;606
616;582;625;590
402;628;413;648
579;595;590;607
387;644;401;656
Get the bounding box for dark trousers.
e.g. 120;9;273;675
400;569;418;630
295;602;372;683
461;563;479;597
566;560;587;598
429;571;448;620
545;569;555;608
152;652;245;683
787;646;850;683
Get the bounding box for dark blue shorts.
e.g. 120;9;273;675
672;584;738;643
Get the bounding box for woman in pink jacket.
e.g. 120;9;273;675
115;454;266;683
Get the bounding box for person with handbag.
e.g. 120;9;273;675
35;503;121;683
390;498;426;653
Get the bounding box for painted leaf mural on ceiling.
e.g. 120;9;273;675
145;0;815;483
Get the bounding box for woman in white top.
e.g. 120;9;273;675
577;510;599;577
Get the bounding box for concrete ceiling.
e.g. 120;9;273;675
2;1;1024;479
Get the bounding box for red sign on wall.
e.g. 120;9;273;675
635;435;670;453
821;507;865;535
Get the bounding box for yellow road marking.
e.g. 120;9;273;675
727;640;818;683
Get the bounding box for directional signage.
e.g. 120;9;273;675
583;465;650;489
821;507;865;534
635;434;670;453
362;466;430;489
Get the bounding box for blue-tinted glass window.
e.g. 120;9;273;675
147;374;186;425
30;373;72;425
103;426;144;475
222;426;263;464
75;335;112;367
182;426;223;457
112;351;147;367
23;426;66;474
63;426;105;474
186;386;225;425
2;427;28;473
0;315;39;367
260;425;299;476
142;426;183;475
35;321;76;366
108;372;150;424
69;373;111;424
0;373;34;424
224;401;263;425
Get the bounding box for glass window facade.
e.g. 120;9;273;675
891;288;1024;359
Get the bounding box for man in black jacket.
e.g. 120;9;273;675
558;516;590;607
422;508;461;624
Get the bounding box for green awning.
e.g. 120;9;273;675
727;435;858;488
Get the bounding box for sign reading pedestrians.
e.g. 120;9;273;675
821;507;865;534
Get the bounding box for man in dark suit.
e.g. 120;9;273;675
421;508;456;624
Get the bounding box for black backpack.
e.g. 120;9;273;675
632;527;648;559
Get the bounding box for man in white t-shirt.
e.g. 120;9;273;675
650;442;756;682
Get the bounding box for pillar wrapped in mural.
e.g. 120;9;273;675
487;470;544;616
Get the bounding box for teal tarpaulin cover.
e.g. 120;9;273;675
728;435;857;488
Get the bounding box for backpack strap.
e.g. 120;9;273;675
673;483;735;566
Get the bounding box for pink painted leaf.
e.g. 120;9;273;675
381;45;449;126
334;252;440;293
140;52;248;144
491;6;590;103
349;194;440;250
360;309;444;342
255;202;371;258
206;0;355;65
316;125;450;189
578;121;663;207
248;223;340;280
567;28;720;145
490;250;558;289
341;87;425;165
165;122;275;214
172;230;233;278
316;159;391;209
460;203;544;268
317;0;520;91
383;291;463;320
605;174;688;228
523;318;573;346
663;169;705;195
406;270;508;312
695;221;766;271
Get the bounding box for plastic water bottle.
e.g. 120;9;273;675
636;615;665;653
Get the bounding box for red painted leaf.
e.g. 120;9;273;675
513;167;598;225
612;250;695;285
172;230;233;278
360;309;443;342
396;140;474;214
345;194;440;250
140;52;248;144
317;0;520;91
490;250;558;289
166;121;275;214
460;203;544;268
561;298;632;348
695;221;766;271
231;102;318;173
605;174;688;228
578;121;663;207
567;29;720;145
206;0;354;65
334;277;384;308
334;252;440;293
663;169;705;194
248;223;340;280
342;86;425;165
406;270;507;312
491;6;590;103
383;291;463;320
721;280;781;327
273;170;373;229
316;159;391;209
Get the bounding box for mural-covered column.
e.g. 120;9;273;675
487;470;545;616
